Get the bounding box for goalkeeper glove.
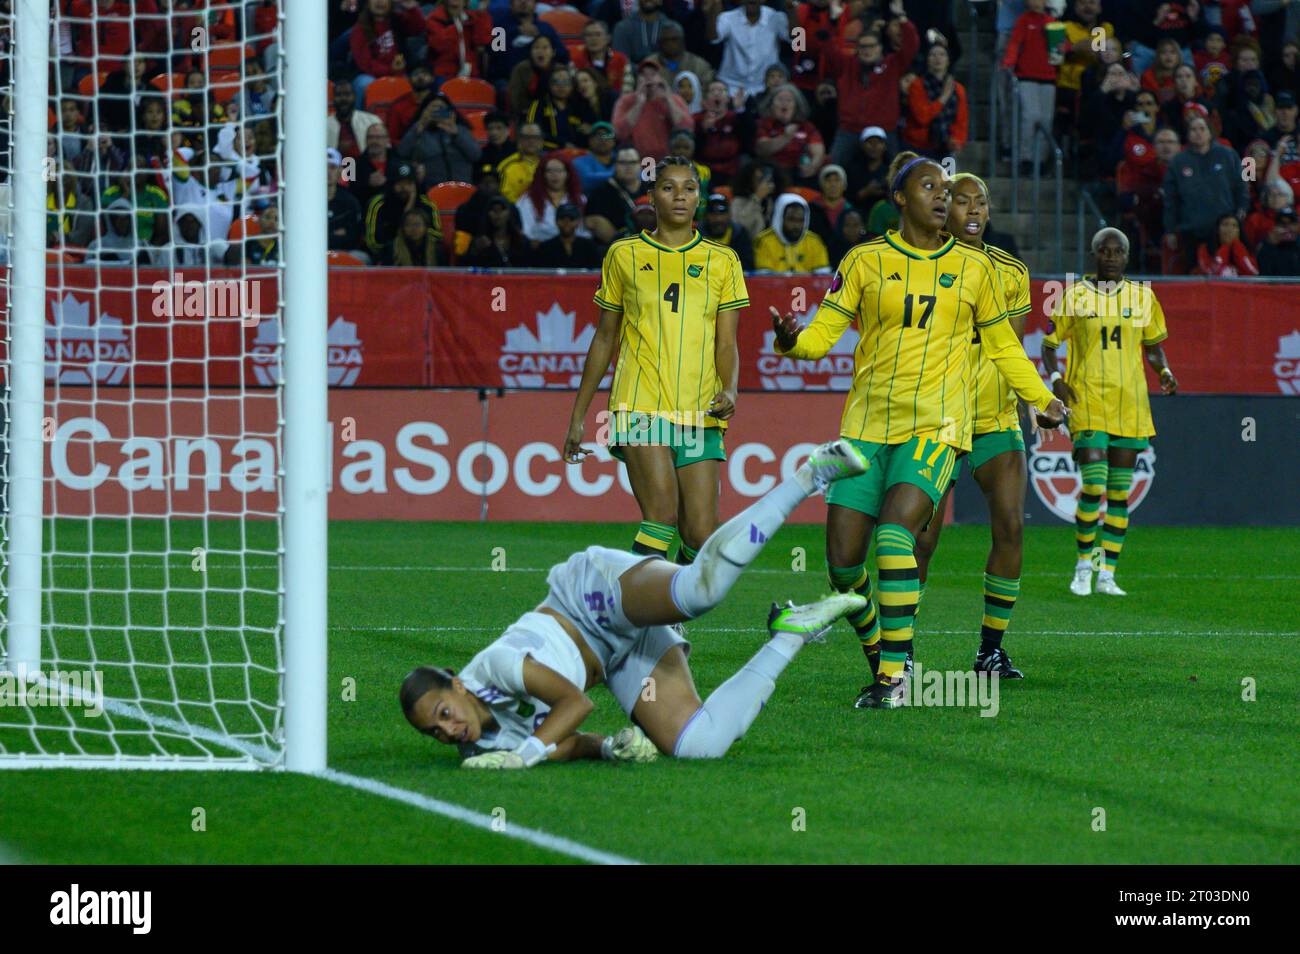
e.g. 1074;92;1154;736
600;726;659;763
461;751;527;770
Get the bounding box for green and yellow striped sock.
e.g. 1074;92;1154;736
828;562;880;661
874;524;918;680
632;520;674;558
675;541;699;565
1075;460;1108;559
1102;467;1133;571
979;572;1020;653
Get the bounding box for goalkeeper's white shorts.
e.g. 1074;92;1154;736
541;546;690;716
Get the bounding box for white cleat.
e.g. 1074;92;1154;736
1095;573;1127;596
1070;564;1093;596
798;439;870;494
768;593;868;643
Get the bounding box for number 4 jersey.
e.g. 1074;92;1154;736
1043;277;1168;438
593;230;749;430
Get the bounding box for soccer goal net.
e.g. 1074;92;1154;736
0;0;326;770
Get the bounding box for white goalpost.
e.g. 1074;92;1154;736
0;0;326;771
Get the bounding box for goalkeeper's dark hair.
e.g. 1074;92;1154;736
400;665;457;720
653;155;700;186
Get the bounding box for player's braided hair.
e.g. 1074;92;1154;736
653;155;700;185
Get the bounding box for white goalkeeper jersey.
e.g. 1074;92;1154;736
456;611;587;758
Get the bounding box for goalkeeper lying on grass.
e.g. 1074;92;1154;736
400;439;870;768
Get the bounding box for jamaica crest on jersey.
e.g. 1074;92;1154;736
1027;427;1156;522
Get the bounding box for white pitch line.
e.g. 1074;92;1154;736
336;624;1296;638
317;769;639;866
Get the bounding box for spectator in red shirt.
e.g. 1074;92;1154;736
386;62;436;142
791;0;838;96
695;79;750;185
1002;0;1058;174
1116;92;1166;242
1194;27;1231;93
426;0;492;80
67;0;161;76
1141;37;1184;105
819;10;919;167
754;84;825;186
1197;213;1259;275
571;19;630;96
1160;63;1219;138
903;43;968;159
1244;178;1294;248
350;0;426;104
612;63;693;161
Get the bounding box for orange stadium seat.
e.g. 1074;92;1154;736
211;76;242;104
711;185;733;201
77;72;108;96
428;181;476;257
464;109;489;146
540;10;591;43
227;214;262;243
150;72;186;97
206;43;253;72
441;77;495;112
787;186;821;205
364;75;412;121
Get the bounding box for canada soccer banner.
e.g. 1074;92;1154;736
43;388;848;523
5;268;1299;394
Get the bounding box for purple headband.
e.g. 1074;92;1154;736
891;156;933;200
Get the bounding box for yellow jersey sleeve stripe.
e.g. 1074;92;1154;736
975;311;1010;328
821;299;856;319
717;298;749;311
1007;303;1033;317
593;295;622;311
1143;330;1169;344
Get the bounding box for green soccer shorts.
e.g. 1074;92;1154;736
608;412;726;469
967;425;1026;472
826;434;960;517
1071;430;1150;452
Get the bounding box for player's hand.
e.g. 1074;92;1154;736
769;305;803;351
708;389;737;420
461;751;527;770
562;419;592;463
601;726;659;763
1159;367;1178;394
1052;378;1078;406
1035;398;1068;430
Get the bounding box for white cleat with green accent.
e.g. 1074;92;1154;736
1070;564;1093;596
797;439;870;494
768;593;869;644
1095;572;1127;596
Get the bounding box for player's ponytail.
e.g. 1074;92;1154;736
399;665;457;721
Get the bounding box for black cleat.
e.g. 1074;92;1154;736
853;673;907;709
974;646;1023;679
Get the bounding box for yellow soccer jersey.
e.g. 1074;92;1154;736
780;230;1054;452
970;244;1033;434
497;153;539;202
593;230;748;429
752;229;831;274
1043;276;1168;438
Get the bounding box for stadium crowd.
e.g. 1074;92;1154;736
26;0;1300;276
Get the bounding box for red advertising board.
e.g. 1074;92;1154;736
7;268;1299;394
44;388;847;523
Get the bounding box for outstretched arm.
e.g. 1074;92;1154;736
981;315;1066;426
564;308;622;462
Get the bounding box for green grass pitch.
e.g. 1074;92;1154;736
1;520;1296;864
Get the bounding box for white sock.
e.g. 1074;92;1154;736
672;634;803;759
669;476;809;618
1076;557;1092;571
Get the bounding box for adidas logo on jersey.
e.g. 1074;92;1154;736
887;272;902;281
640;263;654;271
919;467;933;480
